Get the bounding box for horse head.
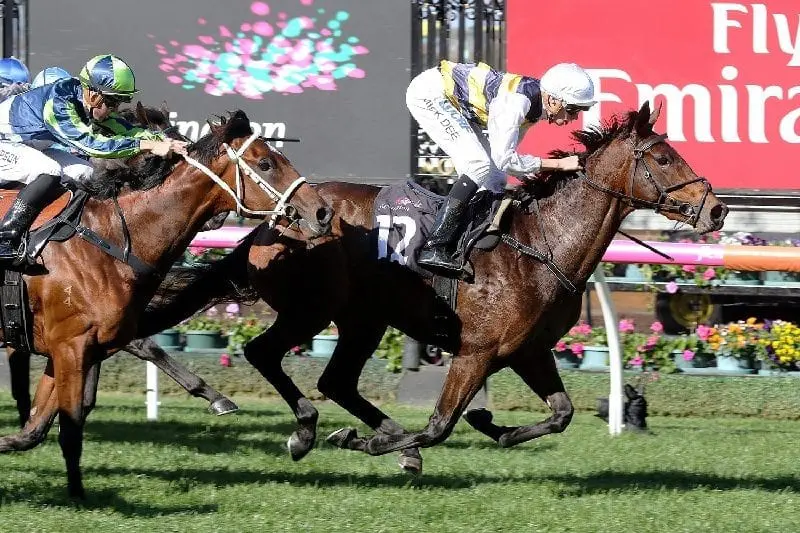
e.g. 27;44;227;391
183;109;333;237
581;101;728;234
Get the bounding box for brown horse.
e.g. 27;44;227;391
0;109;332;498
126;102;727;472
6;103;239;428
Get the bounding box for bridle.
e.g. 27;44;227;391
182;132;306;228
580;133;711;226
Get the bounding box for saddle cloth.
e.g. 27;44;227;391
373;180;508;279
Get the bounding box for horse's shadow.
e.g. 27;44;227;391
540;470;800;495
0;484;218;516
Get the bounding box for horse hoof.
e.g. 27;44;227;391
287;432;314;461
326;427;357;449
209;398;239;416
398;453;423;476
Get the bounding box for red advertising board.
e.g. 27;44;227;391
508;1;800;192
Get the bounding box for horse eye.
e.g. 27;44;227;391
655;155;670;166
257;158;272;171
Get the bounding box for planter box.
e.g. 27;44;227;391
579;346;609;371
552;349;580;369
184;330;226;352
715;354;756;375
153;329;182;351
310;334;338;358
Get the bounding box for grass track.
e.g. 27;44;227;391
0;392;797;532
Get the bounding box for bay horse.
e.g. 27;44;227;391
6;103;239;428
125;102;727;473
0;109;333;498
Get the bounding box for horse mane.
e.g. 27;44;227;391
510;110;640;201
86;109;252;200
189;110;253;166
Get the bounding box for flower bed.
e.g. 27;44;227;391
554;317;800;375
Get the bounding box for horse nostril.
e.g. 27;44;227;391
316;206;333;225
710;204;728;222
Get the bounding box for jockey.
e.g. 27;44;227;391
31;66;71;89
0;54;188;261
0;57;31;101
407;60;596;274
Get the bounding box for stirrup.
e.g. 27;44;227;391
419;247;463;275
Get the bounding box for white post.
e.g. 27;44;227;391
145;361;159;421
591;266;624;435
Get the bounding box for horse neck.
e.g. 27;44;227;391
512;177;625;286
86;165;221;273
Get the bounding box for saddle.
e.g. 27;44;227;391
373;180;515;283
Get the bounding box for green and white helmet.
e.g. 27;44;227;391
78;54;138;101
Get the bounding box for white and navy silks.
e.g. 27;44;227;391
406;60;545;194
0;78;159;188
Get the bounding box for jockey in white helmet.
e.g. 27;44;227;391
406;60;596;274
31;66;72;88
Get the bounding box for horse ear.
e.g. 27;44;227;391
160;100;170;119
634;100;654;137
624;383;638;400
135;101;149;126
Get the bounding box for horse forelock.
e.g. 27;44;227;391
189;109;253;166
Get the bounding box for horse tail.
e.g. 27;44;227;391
136;228;260;338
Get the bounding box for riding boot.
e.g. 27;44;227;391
418;175;478;274
0;174;64;261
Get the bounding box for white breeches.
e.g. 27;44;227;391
0;141;93;187
406;67;506;193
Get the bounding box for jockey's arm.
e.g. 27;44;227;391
99;113;166;142
42;96;143;159
0;82;30;101
487;92;542;177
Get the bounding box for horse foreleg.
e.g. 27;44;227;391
0;359;58;452
124;337;238;415
8;347;32;428
463;344;574;447
319;321;423;475
243;316;328;461
53;336;94;499
331;348;493;456
82;361;101;419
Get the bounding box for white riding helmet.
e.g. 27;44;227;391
539;63;596;107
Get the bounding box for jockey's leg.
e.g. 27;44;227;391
0;173;64;260
405;68;491;274
0;143;74;261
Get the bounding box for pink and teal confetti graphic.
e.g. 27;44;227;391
150;0;369;98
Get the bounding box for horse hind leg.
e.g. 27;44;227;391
333;346;493;457
124;337;238;415
244;314;329;462
0;359;58;452
8;347;32;428
318;321;423;475
463;344;574;448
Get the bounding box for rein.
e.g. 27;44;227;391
579;133;711;225
503;132;711;292
182;132;306;228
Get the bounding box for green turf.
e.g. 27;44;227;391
0;392;797;532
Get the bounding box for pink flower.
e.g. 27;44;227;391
618;318;635;334
205;307;218;317
650;321;664;334
682;349;695;361
666;281;679;294
571;342;584;355
682;264;696;273
219;353;231;367
575;323;592;335
702;267;716;281
188;246;209;257
629;355;644;367
225;303;240;317
646;335;660;347
555;340;567;351
696;324;712;341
